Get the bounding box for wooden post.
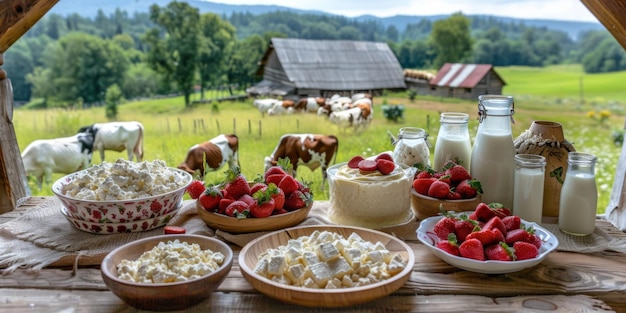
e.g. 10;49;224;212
606;118;626;230
0;0;62;212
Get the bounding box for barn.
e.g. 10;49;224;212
428;63;506;100
247;38;406;98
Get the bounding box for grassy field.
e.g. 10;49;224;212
13;65;626;215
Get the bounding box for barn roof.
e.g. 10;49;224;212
429;63;506;88
258;38;406;91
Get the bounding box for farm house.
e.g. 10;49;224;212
428;63;506;100
246;38;406;98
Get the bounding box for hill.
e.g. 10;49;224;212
48;0;604;39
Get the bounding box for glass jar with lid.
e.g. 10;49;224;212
392;127;431;168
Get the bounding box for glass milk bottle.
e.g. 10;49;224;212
513;154;546;223
470;95;516;208
559;152;598;236
392;127;431;168
433;112;472;171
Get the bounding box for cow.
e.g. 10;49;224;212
78;121;144;162
21;132;96;190
253;98;280;117
264;134;339;190
177;134;239;179
328;106;372;131
297;97;326;113
267;100;296;115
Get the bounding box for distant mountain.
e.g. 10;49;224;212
48;0;604;39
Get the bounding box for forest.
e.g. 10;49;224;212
3;1;625;108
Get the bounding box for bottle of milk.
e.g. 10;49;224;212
470;95;516;209
559;152;598;236
513;154;546;223
433;112;471;172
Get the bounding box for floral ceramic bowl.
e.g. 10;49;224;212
61;204;180;234
52;167;192;223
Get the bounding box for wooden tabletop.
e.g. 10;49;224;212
1;198;625;313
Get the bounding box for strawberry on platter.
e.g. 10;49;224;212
416;203;559;274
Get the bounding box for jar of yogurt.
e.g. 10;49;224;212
513;154;546;223
559;152;598;236
470;95;516;209
392;127;431;168
433;112;471;171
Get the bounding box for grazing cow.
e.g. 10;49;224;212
328;106;372;131
297;97;326;113
78;121;144;162
351;93;373;103
264;134;339;190
267;100;296;115
177;134;239;178
21;132;96;189
253;98;280;117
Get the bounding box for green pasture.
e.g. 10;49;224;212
13;65;626;215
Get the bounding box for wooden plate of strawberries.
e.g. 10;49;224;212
191;166;313;234
416;202;559;274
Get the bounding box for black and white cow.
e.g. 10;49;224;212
78;121;144;162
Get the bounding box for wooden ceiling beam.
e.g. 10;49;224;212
0;0;60;53
581;0;626;51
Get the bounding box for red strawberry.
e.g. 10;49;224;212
433;216;456;240
428;180;450;199
278;175;299;194
490;203;512;219
250;189;276;218
454;218;480;243
530;233;543;249
164;226;186;234
264;166;287;180
358;159;378;172
284;190;308;211
238;193;256;207
265;183;285;210
466;228;499;246
348;155;365;168
505;228;533;246
413;177;437;196
218;198;235;214
250;182;267;195
273;207;289;215
415;170;433;179
435;233;460;256
376;159;395;175
513;241;539;260
455;179;482;199
502;215;522;232
186;180;206;199
375;152;393;162
485;242;514;261
265;173;285;186
446;191;462;200
199;186;223;211
224;167;250;199
297;180;311;194
459;238;485;261
474;202;510;222
483;216;507;235
224;200;249;218
444;165;471;184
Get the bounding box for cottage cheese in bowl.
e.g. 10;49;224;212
327;161;414;229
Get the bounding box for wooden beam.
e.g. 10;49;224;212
580;0;626;51
0;0;60;53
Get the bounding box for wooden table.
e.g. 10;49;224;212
1;198;625;313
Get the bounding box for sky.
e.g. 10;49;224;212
210;0;599;23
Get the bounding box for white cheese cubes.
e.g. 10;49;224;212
253;230;407;288
116;239;225;283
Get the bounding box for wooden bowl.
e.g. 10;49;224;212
196;200;312;233
411;189;481;220
101;234;233;311
239;225;415;307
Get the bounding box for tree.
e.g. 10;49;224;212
225;34;266;90
143;2;201;107
197;13;236;100
105;84;123;119
431;12;473;68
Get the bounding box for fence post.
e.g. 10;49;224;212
233;118;236;134
248;119;251;135
259;120;262;137
216;119;221;133
178;118;182;132
193;119;197;134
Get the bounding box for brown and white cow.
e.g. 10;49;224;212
297;97;326;113
177;134;239;178
264;134;339;190
328;105;372;131
267;100;297;115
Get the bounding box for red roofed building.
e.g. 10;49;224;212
429;63;506;100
